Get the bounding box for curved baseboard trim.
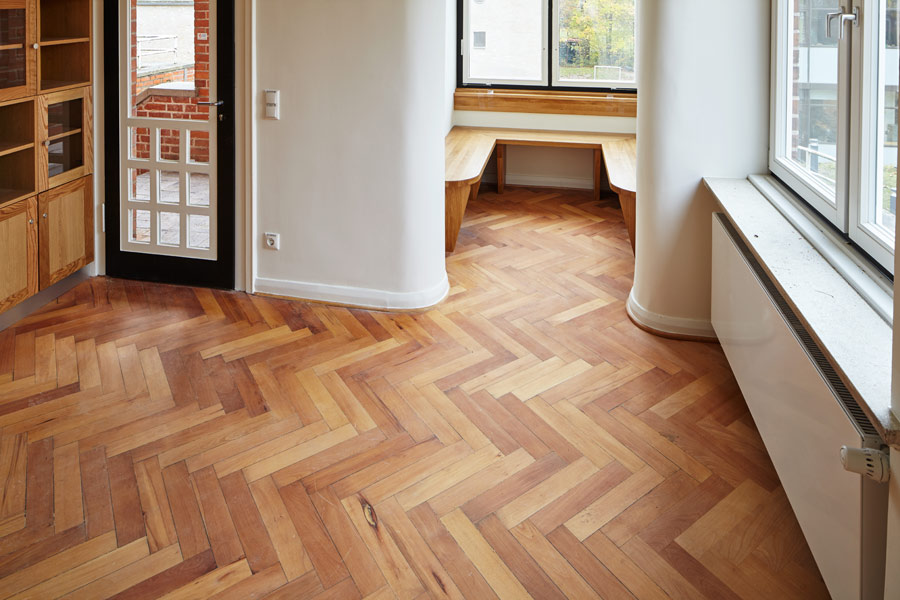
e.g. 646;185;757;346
253;275;450;311
626;290;718;342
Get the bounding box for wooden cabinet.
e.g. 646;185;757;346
0;196;38;312
38;174;92;289
39;85;91;190
0;0;92;313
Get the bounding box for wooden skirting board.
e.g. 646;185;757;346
445;126;637;253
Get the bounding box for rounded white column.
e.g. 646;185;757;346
628;0;770;338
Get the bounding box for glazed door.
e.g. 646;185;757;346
104;0;234;288
0;0;36;102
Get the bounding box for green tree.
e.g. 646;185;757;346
559;0;635;78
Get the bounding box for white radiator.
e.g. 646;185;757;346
711;214;888;600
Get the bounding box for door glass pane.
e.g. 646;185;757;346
159;171;180;205
159;212;180;246
188;214;209;249
48;100;83;137
129;168;150;202
557;0;635;85
467;0;544;82
129;126;151;160
870;0;899;242
160;128;181;162
188;130;210;164
0;48;26;91
130;209;150;243
786;0;840;197
48;133;83;177
130;1;210;120
188;172;209;206
0;8;26;46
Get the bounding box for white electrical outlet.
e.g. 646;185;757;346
264;232;280;250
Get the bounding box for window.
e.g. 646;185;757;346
771;0;898;273
461;0;637;90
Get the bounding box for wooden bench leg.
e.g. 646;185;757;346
620;191;637;254
496;144;506;194
446;181;473;252
593;149;603;203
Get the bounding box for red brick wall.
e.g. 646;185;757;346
131;0;211;163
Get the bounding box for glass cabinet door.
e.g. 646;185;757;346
0;0;35;101
39;86;91;191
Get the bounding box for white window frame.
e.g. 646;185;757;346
769;0;849;231
550;1;637;90
848;0;896;270
770;0;896;274
462;0;550;87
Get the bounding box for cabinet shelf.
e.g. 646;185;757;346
40;36;89;46
48;127;80;142
0;141;33;157
0;188;34;208
0;97;35;150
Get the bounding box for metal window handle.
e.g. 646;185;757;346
826;7;859;40
198;101;224;107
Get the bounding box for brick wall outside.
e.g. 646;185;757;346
0;10;27;89
131;0;210;164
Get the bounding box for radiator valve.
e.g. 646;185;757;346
840;446;891;483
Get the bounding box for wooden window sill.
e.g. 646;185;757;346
454;88;637;118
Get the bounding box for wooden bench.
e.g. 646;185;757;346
445;127;637;252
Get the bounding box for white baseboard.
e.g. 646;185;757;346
481;173;595;191
626;290;717;340
254;274;450;311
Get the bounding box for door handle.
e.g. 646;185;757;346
826;7;859;40
198;100;224;107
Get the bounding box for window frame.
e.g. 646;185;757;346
769;0;896;275
457;0;638;93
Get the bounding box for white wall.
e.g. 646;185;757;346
253;0;448;309
627;0;770;337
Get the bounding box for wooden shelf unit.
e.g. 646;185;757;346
0;0;92;314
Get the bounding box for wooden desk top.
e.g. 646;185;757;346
446;127;635;185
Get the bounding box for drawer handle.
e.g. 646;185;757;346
42;213;47;219
28;219;34;224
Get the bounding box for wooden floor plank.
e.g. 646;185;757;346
218;471;279;574
249;476;313;580
162;461;211;559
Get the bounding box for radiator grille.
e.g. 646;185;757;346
717;214;879;438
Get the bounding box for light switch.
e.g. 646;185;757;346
265;90;280;120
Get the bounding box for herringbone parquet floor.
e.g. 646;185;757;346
0;187;831;599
